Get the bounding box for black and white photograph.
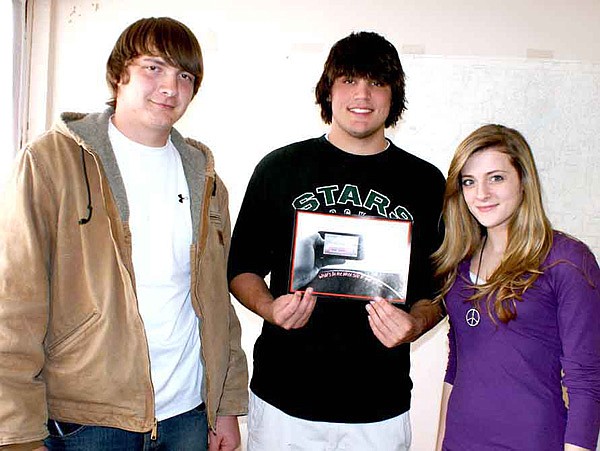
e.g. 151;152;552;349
289;210;412;303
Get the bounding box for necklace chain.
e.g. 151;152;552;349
466;235;488;327
475;234;488;285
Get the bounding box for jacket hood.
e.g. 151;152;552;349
53;109;214;240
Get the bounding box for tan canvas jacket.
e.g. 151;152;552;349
0;110;248;448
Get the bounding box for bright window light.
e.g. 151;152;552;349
1;1;15;188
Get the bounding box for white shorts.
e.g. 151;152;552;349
248;391;411;451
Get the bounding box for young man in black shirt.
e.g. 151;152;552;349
228;31;445;450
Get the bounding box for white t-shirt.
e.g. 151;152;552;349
109;121;203;420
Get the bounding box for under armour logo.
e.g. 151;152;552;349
178;194;188;203
465;308;480;327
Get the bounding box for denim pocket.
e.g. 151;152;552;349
47;420;86;438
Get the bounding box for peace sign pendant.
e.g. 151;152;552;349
465;308;480;327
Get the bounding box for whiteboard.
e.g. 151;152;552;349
390;55;600;259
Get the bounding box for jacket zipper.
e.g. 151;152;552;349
194;175;215;431
151;417;158;440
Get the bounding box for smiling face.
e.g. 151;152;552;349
112;55;195;147
328;75;391;147
460;147;523;236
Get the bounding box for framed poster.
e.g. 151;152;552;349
289;210;412;303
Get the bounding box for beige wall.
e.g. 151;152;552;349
19;1;600;450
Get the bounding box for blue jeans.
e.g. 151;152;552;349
45;404;208;451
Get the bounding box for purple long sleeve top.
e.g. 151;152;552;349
443;232;600;450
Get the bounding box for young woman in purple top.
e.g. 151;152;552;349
434;124;600;451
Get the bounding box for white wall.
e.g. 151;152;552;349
19;1;600;450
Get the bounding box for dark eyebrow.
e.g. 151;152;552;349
137;56;193;76
138;56;168;66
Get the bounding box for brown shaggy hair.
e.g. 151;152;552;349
106;17;203;108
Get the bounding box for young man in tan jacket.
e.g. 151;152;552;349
0;17;247;451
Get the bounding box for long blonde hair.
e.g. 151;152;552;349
433;124;554;322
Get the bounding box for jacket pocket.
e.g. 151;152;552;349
209;209;225;246
209;210;223;229
46;311;100;359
